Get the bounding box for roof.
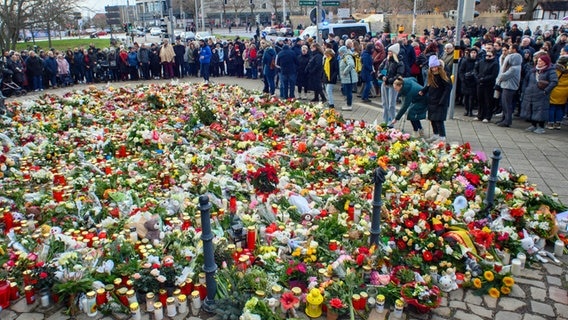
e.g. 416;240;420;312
537;1;568;11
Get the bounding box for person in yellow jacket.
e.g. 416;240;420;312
547;56;568;130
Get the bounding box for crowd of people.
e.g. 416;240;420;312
1;22;567;139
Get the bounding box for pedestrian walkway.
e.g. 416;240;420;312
3;76;567;320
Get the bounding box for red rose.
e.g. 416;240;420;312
396;239;407;250
422;250;433;262
404;219;415;228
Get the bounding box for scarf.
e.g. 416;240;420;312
324;57;331;81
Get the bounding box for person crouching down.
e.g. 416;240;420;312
390;76;428;138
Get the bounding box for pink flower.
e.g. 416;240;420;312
280;292;299;310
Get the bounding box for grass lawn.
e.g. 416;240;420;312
15;38;116;52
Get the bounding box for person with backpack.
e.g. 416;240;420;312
379;43;405;126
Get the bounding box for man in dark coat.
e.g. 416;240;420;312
26;51;44;91
276;44;299;99
173;38;186;78
474;50;499;122
43;51;58;88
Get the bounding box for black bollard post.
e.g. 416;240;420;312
199;195;218;313
370;167;387;246
484;149;501;218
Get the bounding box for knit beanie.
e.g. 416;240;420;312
388;43;400;55
429;55;441;68
338;46;349;55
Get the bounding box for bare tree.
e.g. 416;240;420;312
0;0;37;50
33;0;80;48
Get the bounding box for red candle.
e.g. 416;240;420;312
0;281;9;309
24;285;35;305
52;187;64;202
347;204;355;222
329;240;338;251
117;145;127;158
159;289;168;306
96;288;107;305
247;226;256;251
105;166;112;175
3;211;14;233
10;282;19;300
229;195;237;214
196;283;207;300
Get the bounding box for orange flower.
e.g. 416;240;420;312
472;278;482;289
484;270;495;282
296;141;307;153
502;276;514;287
500;286;511;295
488;287;500;298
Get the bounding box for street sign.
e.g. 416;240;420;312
322;1;340;6
299;0;317;6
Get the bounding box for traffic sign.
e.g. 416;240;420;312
322;1;340;5
299;0;316;6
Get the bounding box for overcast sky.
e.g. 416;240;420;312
81;0;122;15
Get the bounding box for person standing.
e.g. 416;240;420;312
420;56;452;143
306;43;326;102
338;46;358;111
458;48;479;116
26;51;44;91
379;43;405;125
173;38;185;78
138;43;151;80
322;48;339;108
276;44;299;99
159;39;176;79
390;77;428;138
473;50;499;122
521;54;558;134
296;45;311;99
547;56;568;129
126;46;139;81
43;51;58;89
494;46;522;127
360;43;374;103
261;41;277;95
198;39;212;84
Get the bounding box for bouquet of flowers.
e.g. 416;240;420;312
400;282;442;313
469;269;515;298
250;163;279;193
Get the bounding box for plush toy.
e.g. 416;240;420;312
144;218;164;245
438;267;458;292
520;229;540;255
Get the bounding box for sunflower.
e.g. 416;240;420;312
472;278;482;289
484;270;495;282
502;276;514;287
500;286;511;295
488;287;501;298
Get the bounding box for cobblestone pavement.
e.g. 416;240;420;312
2;76;567;320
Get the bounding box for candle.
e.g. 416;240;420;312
393;299;404;318
96;288;107;305
517;252;526;269
146;292;155;312
24;285;35;305
247;226;256;251
85;291;97;317
153;302;164;320
130;302;141;320
190;290;201;316
502;249;511;265
177;294;188;314
511;258;521;275
554;240;565;257
166;297;177;317
10;282;19;301
353;204;362;223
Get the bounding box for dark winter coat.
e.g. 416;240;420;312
360;49;374;82
378;56;405;85
296;52;310;87
394;77;427;121
422;74;452;121
43;56;57;76
322;55;339;84
26;55;43;77
305;50;323;91
521;65;558;122
474;56;499;87
458;57;478;95
276;45;299;76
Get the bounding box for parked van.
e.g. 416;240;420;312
300;22;370;40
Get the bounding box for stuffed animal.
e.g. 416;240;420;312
520;229;540;255
438;267;458;292
144;218;164;245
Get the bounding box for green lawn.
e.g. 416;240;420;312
14;38;118;52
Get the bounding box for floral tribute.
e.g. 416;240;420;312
0;82;565;319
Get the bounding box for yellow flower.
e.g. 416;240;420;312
500;286;511;295
488;287;500;298
484;270;495;282
472;278;482;289
517;174;527;183
292;247;301;257
502;276;514;287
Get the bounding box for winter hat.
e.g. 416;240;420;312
563;44;568;53
538;54;551;66
557;56;568;67
388;43;400;55
338;46;349;55
429;55;441;68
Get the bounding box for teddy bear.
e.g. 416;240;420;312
438;268;458;292
144;218;164;246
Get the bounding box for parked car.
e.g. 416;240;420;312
149;27;162;36
262;26;278;35
278;27;294;37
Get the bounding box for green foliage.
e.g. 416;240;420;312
313;213;348;245
194;93;216;126
215;268;252;320
383;19;391;33
239;266;269;293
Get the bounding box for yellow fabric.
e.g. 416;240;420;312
324;57;331;81
159;44;176;63
550;68;568;105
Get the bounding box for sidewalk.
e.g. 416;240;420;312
4;76;567;320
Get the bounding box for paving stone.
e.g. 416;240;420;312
498;297;526;312
542;263;563;276
448;300;467;310
494;311;523;320
549;286;568;304
431;306;451;318
517;268;543;280
448;289;464;301
522;315;548;320
14;313;44;320
530;300;555;317
514;277;546;288
10;299;39;313
463;291;483;305
483;295;498;308
468;303;493;318
453;310;483;320
509;284;527;299
0;309;18;320
368;309;388;320
529;287;547;301
546;275;562;286
45;310;67;320
556;302;568;318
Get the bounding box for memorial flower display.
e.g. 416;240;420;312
0;82;565;318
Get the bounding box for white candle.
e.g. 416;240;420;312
502;250;511;265
517;252;526;269
554;240;565;257
511;258;521;276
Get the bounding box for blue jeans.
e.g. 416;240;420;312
32;75;43;90
325;83;334;106
280;73;296;99
264;68;275;94
381;83;398;124
361;79;372;100
200;63;210;81
500;88;516;125
549;104;565;123
342;83;354;106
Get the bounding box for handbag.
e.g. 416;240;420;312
537;80;549;90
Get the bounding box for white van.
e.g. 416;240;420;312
300;22;371;41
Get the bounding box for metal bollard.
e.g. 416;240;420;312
484;149;502;219
199;195;218;313
370;167;387;246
